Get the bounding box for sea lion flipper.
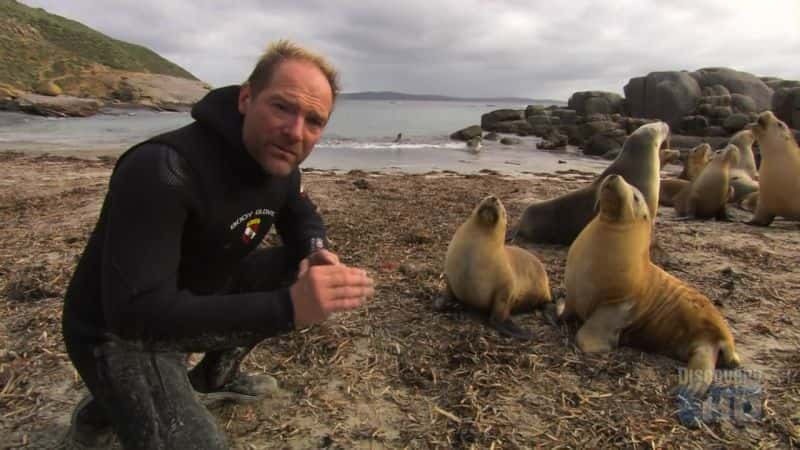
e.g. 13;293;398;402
747;206;775;226
715;207;732;222
433;277;457;311
575;304;626;353
683;343;717;396
489;317;533;341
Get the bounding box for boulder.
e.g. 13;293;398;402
705;126;728;137
537;129;568;149
484;119;534;135
709;105;732;120
551;108;578;125
578;120;619;141
525;105;547;118
698;95;731;107
481;109;523;128
567;91;624;116
15;92;102;117
624;71;702;128
681;115;709;135
691;67;773;111
723;113;750;133
527;115;559;126
483;132;499;141
701;84;730;97
772;87;800;129
623;117;656;134
730;93;757;114
500;137;522;145
450;125;483;141
669;134;728;150
584;133;623;156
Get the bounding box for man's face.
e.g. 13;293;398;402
238;59;333;177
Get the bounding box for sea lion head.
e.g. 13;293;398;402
473;195;507;231
731;128;756;148
659;148;680;166
713;144;740;167
621;121;671;158
689;143;712;164
596;174;650;224
753;111;795;150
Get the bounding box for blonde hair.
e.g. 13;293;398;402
246;40;340;102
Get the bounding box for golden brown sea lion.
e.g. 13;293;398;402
728;129;760;204
659;148;681;168
561;174;740;395
739;191;759;212
748;111;800;226
443;195;552;339
729;128;759;180
513;122;669;245
659;143;713;207
674;145;739;220
678;143;712;181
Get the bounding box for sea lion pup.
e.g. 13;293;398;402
659;144;713;207
673;144;739;220
561;174;740;395
728;128;760;204
443;195;551;339
729;128;759;180
513;121;669;245
739;191;759;212
748;111;800;226
659;148;681;168
678;143;712;181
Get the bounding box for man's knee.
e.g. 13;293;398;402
92;339;228;449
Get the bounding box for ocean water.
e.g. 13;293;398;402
0;99;608;175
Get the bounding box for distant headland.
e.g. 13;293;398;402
339;91;565;105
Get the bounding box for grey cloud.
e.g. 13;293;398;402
19;0;800;100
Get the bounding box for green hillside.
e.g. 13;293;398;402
0;0;197;91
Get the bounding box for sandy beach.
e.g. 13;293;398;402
1;150;798;449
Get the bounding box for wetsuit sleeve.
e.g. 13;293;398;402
102;144;294;351
275;169;327;263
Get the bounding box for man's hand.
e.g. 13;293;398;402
297;249;340;275
290;250;373;328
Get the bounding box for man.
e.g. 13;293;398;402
62;40;374;449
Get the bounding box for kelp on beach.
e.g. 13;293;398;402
0;151;798;448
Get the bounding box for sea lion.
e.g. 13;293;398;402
659;144;713;207
728;128;760;204
659;148;681;168
729;128;759;180
678;143;712;181
748;111;800;226
561;174;740;395
513;121;669;245
443;195;551;339
674;144;739;220
739;191;759;212
658;179;690;207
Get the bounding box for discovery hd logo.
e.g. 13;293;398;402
676;368;763;428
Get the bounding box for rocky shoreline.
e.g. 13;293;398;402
451;67;800;158
0;70;210;118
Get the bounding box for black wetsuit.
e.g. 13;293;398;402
62;85;326;448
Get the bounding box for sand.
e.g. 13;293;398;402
0;150;798;449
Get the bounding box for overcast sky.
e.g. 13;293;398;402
20;0;800;101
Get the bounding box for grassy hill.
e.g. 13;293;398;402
0;0;197;93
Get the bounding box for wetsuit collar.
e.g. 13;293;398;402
191;85;266;183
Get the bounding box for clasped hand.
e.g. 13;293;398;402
290;249;374;328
